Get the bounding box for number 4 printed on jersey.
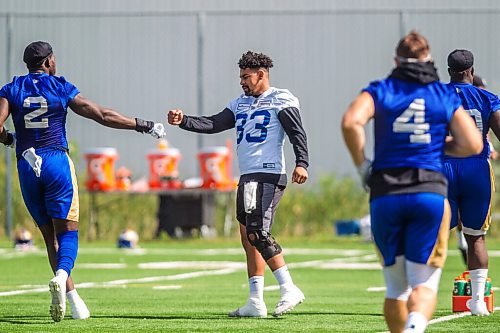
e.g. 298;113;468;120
393;98;431;143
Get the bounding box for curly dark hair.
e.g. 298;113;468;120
238;51;274;70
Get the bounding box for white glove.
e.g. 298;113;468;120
148;123;166;139
357;159;372;192
22;147;43;177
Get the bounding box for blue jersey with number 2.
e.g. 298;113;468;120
0;72;79;155
363;78;461;173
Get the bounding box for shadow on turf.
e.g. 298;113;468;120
0;315;53;325
0;312;384;324
93;311;383;320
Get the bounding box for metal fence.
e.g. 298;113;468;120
2;5;500;235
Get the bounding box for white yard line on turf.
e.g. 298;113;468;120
0;255;380;297
0;268;239;297
79;263;127;269
378;306;500;333
0;247;374;257
153;285;182;290
138;261;246;269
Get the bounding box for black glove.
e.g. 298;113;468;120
135;118;154;133
3;131;15;148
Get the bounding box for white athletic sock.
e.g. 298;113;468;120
55;269;68;281
404;311;428;333
272;265;294;294
248;276;264;301
67;289;81;305
470;269;488;302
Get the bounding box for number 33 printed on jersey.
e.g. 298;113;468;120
393;98;431;144
235;110;271;144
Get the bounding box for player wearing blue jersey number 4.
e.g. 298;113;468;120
342;32;482;333
167;51;309;318
444;49;500;316
0;41;165;322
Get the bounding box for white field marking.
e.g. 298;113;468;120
78;263;127;269
152;285;182;290
138;261;245;270
493;287;499;291
65;247;372;256
0;268;240;297
263;285;280;291
0;286;48;296
4;247;500;258
378;306;500;333
318;262;381;270
137;254;379;271
0;255;381;297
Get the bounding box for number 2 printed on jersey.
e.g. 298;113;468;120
392;98;431;144
23;96;49;129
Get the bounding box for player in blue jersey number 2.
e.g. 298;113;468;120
0;41;166;322
167;51;309;318
342;32;482;333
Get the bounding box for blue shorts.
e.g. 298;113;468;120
17;148;79;227
370;192;450;267
444;158;494;235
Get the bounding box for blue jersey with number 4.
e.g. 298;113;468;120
445;82;500;159
0;72;79;155
363;78;460;173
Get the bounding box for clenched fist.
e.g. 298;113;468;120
168;109;184;125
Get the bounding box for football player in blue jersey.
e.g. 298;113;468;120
444;49;500;316
0;41;166;322
167;51;309;318
342;32;482;333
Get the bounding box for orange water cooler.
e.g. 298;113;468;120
197;146;232;190
84;148;118;192
147;148;181;189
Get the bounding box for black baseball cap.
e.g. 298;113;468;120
23;41;53;67
447;49;474;72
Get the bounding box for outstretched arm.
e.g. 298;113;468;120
168;108;235;134
69;94;165;138
278;107;309;184
0;97;15;147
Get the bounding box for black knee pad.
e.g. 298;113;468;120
246;229;282;261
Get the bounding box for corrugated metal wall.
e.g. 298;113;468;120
1;1;500;183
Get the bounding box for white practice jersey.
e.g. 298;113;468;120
227;87;300;175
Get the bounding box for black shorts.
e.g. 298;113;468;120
236;182;285;232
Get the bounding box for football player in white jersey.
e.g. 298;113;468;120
167;51;309;317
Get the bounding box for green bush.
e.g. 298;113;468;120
273;174;369;236
1;143;500;242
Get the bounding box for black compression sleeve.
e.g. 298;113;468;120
179;108;235;134
278;107;309;169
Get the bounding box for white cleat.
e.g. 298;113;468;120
49;276;67;322
272;286;305;317
70;297;90;320
468;299;490;316
228;298;267;318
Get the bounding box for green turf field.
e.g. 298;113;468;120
0;238;498;332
